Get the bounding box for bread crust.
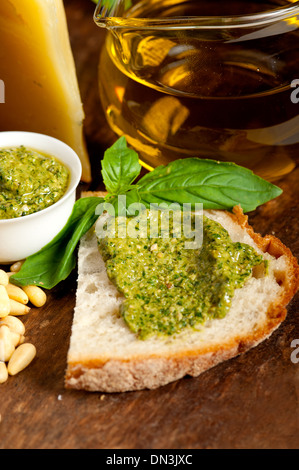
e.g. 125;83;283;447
65;200;299;392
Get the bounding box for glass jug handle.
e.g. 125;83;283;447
94;0;132;24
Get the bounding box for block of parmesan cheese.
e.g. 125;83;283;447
0;0;91;182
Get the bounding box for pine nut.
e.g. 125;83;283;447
7;343;36;376
9;331;21;347
0;325;15;362
19;335;25;345
6;284;29;305
0;362;8;383
0;270;9;286
0;285;11;318
10;261;24;273
0;315;25;335
22;285;47;308
9;299;30;316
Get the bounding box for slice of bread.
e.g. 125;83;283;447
65;192;299;392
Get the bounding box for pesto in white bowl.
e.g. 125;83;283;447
0;146;69;219
0;131;81;264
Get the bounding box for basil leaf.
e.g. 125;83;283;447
101;136;141;195
10;197;103;290
127;158;282;212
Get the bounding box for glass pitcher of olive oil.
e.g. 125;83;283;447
94;0;299;181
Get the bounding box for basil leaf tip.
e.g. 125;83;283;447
101;135;141;196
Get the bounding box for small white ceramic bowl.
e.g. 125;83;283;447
0;131;82;264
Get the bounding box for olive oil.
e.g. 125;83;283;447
98;0;299;180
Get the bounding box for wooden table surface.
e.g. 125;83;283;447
1;0;299;450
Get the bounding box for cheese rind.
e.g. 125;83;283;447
0;0;91;182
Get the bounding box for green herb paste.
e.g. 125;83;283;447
0;146;69;219
98;210;264;339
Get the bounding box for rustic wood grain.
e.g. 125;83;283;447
0;0;299;450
